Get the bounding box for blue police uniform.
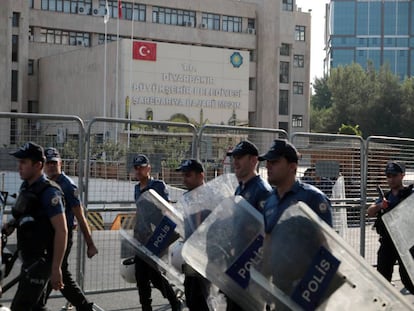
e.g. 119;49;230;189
134;178;169;202
11;175;65;310
134;178;179;311
263;180;333;233
235;175;273;212
37;172;95;310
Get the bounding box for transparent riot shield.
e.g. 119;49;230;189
175;173;238;239
119;229;184;290
382;193;414;285
182;195;266;310
182;197;413;311
249;201;414;310
133;189;183;253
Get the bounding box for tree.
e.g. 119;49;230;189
311;76;332;109
338;124;362;136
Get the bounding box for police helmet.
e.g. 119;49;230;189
120;257;136;283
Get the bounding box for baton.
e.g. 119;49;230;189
2;258;45;293
376;185;385;201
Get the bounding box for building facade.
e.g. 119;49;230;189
325;0;414;79
1;0;311;145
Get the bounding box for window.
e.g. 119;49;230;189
249;78;256;91
12;35;18;62
280;43;290;56
11;70;18;101
146;108;153;120
28;101;39;113
10;109;17;145
201;13;220;30
295;25;306;41
12;12;20;27
279;122;289;132
293;81;304;94
40;28;90;46
115;1;145;21
98;33;118;44
29;26;34;41
29;0;34;8
247;18;255;29
42;0;92;14
280;62;290;83
249;50;256;62
292;115;303;127
283;0;293;11
293;54;304;67
222;15;242;33
28;59;34;75
279;90;289;115
152;6;196;27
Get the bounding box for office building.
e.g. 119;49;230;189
1;0;311;144
325;0;413;79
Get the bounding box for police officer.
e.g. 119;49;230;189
35;147;98;310
132;154;180;311
225;141;273;311
176;159;210;311
367;161;414;294
3;142;67;310
227;140;273;212
259;139;332;233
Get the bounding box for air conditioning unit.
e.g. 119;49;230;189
199;23;207;29
247;28;256;35
77;5;87;14
77;40;84;46
92;7;102;16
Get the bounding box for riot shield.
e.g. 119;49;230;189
119;229;184;290
133;189;183;254
382;192;414;285
175;173;238;239
182;197;413;311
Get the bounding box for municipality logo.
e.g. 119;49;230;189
230;52;243;68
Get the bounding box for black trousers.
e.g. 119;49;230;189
134;256;178;311
377;236;414;294
11;258;50;311
184;276;210;311
36;230;92;310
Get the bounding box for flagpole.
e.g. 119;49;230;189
127;0;135;148
115;0;121;144
103;0;109;141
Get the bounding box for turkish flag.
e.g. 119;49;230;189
118;0;122;19
133;41;157;61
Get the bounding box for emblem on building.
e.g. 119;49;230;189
230;52;243;68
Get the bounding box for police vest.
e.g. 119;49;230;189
12;179;63;261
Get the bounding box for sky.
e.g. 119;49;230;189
295;0;330;80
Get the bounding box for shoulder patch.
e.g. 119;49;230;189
51;195;60;206
319;202;328;213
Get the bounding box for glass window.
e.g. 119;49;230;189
279;90;289;115
292;115;303;127
39;28;90;46
153;6;195;27
280;62;290;83
293;54;304;67
29;0;34;8
28;59;34;75
283;0;293;12
280;43;290;56
295;25;306;41
11;70;18;101
10;109;17;145
12;35;18;62
293;81;304;95
247;18;255;30
42;0;92;13
249;78;256;91
12;12;20;27
279;122;289;132
201;13;220;30
222;15;242;33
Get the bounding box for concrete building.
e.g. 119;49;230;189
325;0;414;80
1;0;311;144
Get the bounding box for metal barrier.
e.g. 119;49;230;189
1;112;413;299
83;117;198;292
291;133;366;257
0;112;86;300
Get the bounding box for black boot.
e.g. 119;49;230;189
77;302;94;311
